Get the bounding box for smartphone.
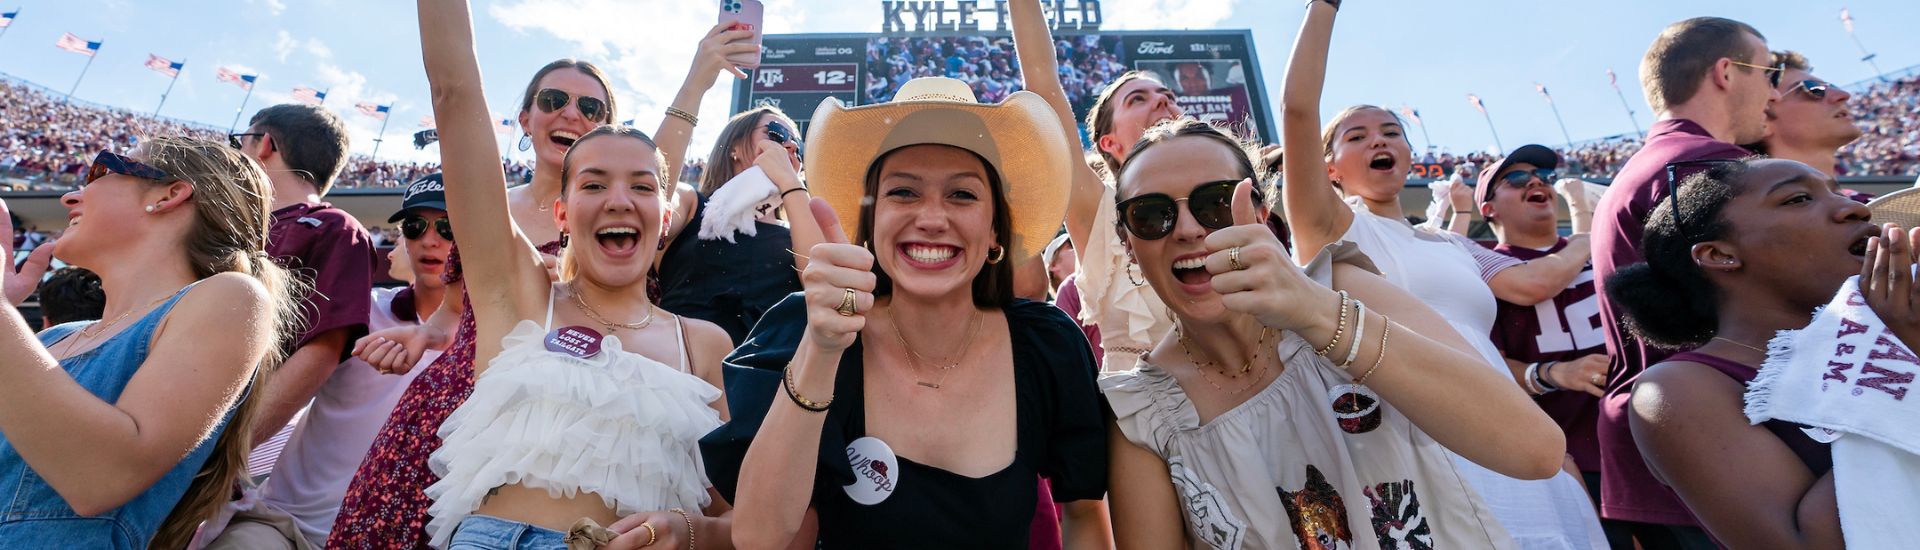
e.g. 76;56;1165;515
718;0;766;55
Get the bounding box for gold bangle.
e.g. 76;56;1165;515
783;366;831;412
1314;291;1350;357
665;106;699;127
1355;314;1391;384
669;507;695;550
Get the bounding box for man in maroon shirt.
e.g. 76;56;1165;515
1590;17;1781;547
231;104;376;446
1477;144;1624;544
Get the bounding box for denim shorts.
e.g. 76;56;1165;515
446;515;567;550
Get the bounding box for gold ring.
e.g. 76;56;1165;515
1229;246;1247;271
837;288;858;316
1590;374;1604;385
642;522;657;546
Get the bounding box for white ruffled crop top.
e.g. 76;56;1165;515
423;285;723;547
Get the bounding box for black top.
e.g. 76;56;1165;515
699;295;1107;549
1670;351;1834;475
658;192;802;344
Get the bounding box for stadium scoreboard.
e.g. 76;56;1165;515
731;29;1274;144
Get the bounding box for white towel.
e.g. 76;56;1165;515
1747;276;1920;550
697;166;780;243
1416;178;1455;232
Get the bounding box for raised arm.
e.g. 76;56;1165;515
655;23;757;191
1280;0;1355;255
1009;0;1104;252
417;0;545;358
1485;234;1591;305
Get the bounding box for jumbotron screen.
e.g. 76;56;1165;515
730;30;1274;144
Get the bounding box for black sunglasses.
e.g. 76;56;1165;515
1116;180;1238;240
85;151;173;186
534;88;608;123
227;132;267;150
1788;79;1833;100
400;215;454;242
1662;159;1742;238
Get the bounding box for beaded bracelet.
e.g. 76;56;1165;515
1354;315;1391;384
1314;291;1351;357
665;106;700;127
669;507;695;550
783;367;831;412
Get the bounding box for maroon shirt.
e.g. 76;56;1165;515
1483;238;1604;474
1590;119;1749;525
267;202;376;356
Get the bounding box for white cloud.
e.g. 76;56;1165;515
1099;0;1239;30
273;31;298;63
255;0;287;16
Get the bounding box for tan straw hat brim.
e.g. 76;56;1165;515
1869;187;1920;232
802;86;1072;265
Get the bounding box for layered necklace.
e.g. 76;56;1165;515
888;306;984;390
567;282;656;332
1174;324;1276;395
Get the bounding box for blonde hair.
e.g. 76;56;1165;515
556;125;667;283
137;136;303;550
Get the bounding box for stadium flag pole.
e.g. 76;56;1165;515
1536;84;1575;149
371;113;392;161
228;85;255;133
65;45;100;102
1468;94;1503;152
154;59;183;119
1608;69;1645;139
1839;8;1885;81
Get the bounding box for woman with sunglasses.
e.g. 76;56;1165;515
1748;51;1859;178
399;1;737;549
329;37;636;550
654;105;828;344
1103;116;1564;550
1608;157;1867;548
0;139;300;549
1280;3;1606;548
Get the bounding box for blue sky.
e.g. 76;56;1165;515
1;0;1915;164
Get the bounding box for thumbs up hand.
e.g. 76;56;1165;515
1203;178;1340;332
799;198;876;354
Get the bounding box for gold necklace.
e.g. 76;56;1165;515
888;306;983;389
1176;325;1276;395
1713;336;1767;354
63;293;174;357
567;283;655;332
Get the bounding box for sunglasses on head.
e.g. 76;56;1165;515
1788;79;1833;100
1115;180;1238;240
85;151;172;186
1661;159;1742;238
400;215;454;242
534;88;608;123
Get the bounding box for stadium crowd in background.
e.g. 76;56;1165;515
5;1;1920;549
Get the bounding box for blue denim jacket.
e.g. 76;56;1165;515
0;284;235;548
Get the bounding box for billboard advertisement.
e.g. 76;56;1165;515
732;30;1272;144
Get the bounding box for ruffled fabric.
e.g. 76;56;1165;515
1079;185;1174;369
423;320;722;548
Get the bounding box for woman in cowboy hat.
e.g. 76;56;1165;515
705;76;1106;549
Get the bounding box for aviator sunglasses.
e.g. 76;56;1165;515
400;215;454;242
1788;79;1833;100
1115;179;1239;240
534;89;608;123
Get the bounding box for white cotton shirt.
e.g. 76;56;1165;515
1322;207;1608;550
262;286;441;546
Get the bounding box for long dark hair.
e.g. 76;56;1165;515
855;146;1014;308
698;106;797;196
1604;160;1751;349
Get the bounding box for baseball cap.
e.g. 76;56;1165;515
1476;144;1560;208
389;173;448;223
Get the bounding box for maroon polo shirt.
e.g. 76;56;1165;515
1590;119;1749;525
1482;238;1603;474
267;202;375;358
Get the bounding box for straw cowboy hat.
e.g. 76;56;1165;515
1868;186;1920;231
803;77;1073;265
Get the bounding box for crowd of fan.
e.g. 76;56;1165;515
0;79;222;190
866;35;1126;119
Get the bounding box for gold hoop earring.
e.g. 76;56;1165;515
986;246;1006;265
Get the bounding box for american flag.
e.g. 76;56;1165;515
291;86;326;105
0;11;17;28
144;54;183;78
55;33;101;56
419;116;435;129
1399;105;1422;126
216;67;256;91
495;117;514;135
1535;83;1553;104
355;103;390;120
1840;8;1855;33
1467;94;1487;115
